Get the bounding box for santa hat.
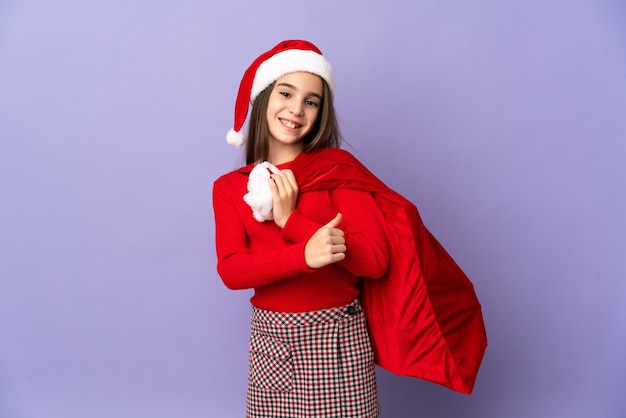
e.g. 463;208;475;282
226;40;335;148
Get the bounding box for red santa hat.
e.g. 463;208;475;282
226;39;335;148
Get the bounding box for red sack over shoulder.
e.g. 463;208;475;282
292;148;487;394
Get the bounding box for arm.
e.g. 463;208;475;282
213;177;313;290
269;169;347;270
281;187;389;278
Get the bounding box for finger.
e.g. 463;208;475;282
332;236;345;245
280;169;299;191
270;173;287;195
326;234;345;244
323;213;342;228
271;172;295;194
267;178;279;195
267;163;280;174
332;244;347;254
332;252;346;262
327;228;345;238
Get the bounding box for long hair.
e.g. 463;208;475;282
245;78;341;164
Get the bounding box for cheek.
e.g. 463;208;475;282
307;108;320;124
266;102;277;123
266;95;280;117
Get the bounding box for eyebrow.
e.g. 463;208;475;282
277;82;323;101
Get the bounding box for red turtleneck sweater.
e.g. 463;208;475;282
213;160;389;312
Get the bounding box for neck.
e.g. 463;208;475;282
267;144;302;165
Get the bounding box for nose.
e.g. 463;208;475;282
289;100;304;116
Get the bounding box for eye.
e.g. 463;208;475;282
279;91;291;98
305;99;319;107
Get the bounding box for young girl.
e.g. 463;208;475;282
213;40;486;417
213;39;387;417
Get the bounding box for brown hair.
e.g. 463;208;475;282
245;78;341;164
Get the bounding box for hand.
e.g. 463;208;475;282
304;213;346;269
268;169;299;228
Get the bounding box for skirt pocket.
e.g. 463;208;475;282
248;333;293;392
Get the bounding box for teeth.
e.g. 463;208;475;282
281;119;300;129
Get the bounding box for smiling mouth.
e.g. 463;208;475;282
280;118;302;129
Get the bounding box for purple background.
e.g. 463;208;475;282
1;0;625;417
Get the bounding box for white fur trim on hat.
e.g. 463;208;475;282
251;49;335;102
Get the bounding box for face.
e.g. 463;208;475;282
265;71;323;156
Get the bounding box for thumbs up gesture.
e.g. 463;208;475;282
304;213;346;269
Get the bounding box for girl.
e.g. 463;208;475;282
213;40;388;417
213;40;486;417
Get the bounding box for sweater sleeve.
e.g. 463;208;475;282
333;187;390;279
281;209;321;243
212;176;314;290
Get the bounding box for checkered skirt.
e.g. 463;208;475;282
246;299;380;418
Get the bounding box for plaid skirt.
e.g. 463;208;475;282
246;299;380;418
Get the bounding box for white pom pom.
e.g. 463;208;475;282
243;162;279;222
226;128;246;148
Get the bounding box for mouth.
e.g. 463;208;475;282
279;118;302;129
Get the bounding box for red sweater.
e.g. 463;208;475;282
213;159;389;312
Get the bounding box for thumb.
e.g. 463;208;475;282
324;212;342;228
